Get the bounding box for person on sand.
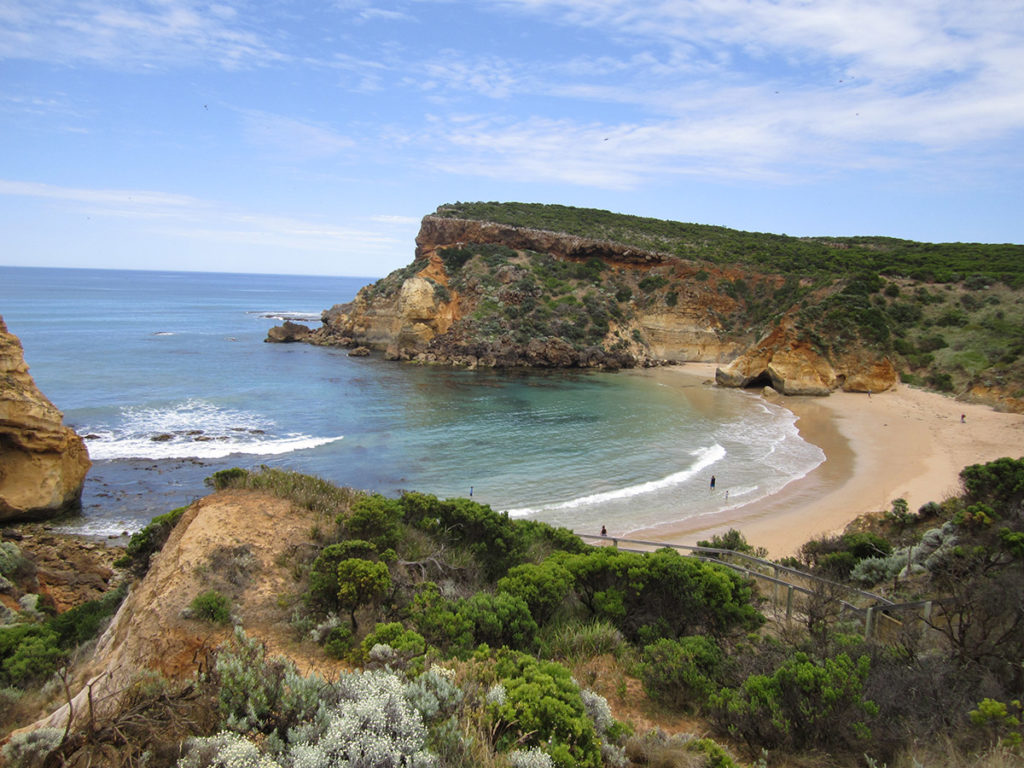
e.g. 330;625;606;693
961;414;966;423
710;475;716;490
601;525;607;536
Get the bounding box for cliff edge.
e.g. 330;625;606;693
0;316;90;522
295;209;899;397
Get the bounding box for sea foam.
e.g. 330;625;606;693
505;443;726;517
80;398;342;460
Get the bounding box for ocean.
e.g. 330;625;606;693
0;266;824;539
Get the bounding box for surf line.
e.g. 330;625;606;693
505;443;725;517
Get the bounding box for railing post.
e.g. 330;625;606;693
786;586;793;622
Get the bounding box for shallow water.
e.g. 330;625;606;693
0;266;823;538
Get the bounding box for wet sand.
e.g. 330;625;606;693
632;364;1024;558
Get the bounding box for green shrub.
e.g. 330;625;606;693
47;584;127;648
497;557;574;625
357;622;427;669
487;650;603;768
305;540;379;613
323;625;354;659
116;505;189;574
206;467;248;490
342;494;402;550
638;275;668;293
961;457;1024;507
190;590;232;624
709;651;877;752
458;592;538;651
0;625;63;687
697;528;768;558
641;635;723;711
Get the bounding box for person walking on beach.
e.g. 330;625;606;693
601;525;607;536
710;475;716;490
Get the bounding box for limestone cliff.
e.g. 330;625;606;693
306;212;899;397
0;316;90;521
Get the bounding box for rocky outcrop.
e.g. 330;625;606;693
716;322;898;396
265;320;311;343
0;317;90;522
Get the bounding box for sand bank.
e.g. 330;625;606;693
633;364;1024;559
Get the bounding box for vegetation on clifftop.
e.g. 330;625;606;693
436;202;1024;286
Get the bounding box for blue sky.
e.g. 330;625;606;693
2;0;1022;278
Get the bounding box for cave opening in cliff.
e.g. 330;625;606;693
744;371;773;389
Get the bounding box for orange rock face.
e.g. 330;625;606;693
716;322;898;396
0;316;91;521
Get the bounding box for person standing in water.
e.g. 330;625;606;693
710;475;716;490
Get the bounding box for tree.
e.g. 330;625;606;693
336;559;391;630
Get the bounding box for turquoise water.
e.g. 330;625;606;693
0;266;823;537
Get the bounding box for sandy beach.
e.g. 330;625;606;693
633;363;1024;559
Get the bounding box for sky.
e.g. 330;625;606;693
2;1;1023;278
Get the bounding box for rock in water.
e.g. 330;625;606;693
0;316;90;521
265;320;311;343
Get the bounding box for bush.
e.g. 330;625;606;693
116;505;189;574
190;590;232;624
641;635;723;711
487;650;603;768
323;625;354;659
305;540;379;613
697;529;768;558
1;727;64;768
0;625;63;687
458;592;538;651
343;494;403;550
497;558;574;625
357;622;427;669
47;584;127;648
206;467;248;490
214;628;324;738
709;651;878;752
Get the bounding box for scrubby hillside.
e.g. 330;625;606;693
4;459;1024;767
302;203;1024;410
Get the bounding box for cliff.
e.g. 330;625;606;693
0;316;91;521
298;210;899;397
16;489;334;737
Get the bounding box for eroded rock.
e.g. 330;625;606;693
0;316;90;522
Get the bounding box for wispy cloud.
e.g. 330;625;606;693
0;178;403;254
0;0;285;70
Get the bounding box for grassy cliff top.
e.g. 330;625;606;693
435;202;1024;286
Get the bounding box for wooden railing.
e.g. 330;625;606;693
577;533;947;644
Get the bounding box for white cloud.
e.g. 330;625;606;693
0;0;285;70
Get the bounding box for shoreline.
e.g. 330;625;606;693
632;363;1024;558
